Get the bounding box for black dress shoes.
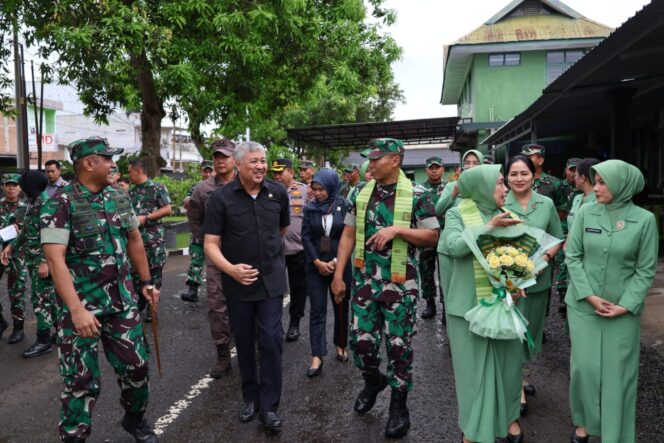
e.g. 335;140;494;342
335;352;349;363
507;432;524;443
22;330;53;358
354;372;388;414
421;300;436;319
8;328;24;344
259;411;282;434
570;429;589;443
307;359;323;378
285;325;299;342
520;402;528;416
523;384;536;396
239;402;258;423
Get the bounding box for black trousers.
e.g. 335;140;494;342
286;251;307;326
227;295;284;413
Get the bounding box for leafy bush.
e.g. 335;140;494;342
153;174;198;212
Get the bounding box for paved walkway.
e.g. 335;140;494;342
642;260;664;357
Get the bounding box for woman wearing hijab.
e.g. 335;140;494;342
565;160;658;443
503;155;563;414
441;165;525;443
301;168;352;377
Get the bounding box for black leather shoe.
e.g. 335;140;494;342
8;328;24;344
570;429;589;443
22;330;53;358
259;411;282;434
520;402;528;416
239;402;258;423
63;437;86;443
121;412;159;442
180;284;199;302
523;384;536;396
354;372;388;414
421;300;436;319
307;359;323;378
335;351;349;363
384;390;410;438
285;325;299;342
507;432;524;443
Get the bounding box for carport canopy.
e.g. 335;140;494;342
287;117;459;150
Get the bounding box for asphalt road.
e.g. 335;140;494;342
0;255;662;442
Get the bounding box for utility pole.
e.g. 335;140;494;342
13;29;29;170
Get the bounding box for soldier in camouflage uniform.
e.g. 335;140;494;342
128;160;172;321
0;173;28;344
40;137;160;442
339;164;360;200
2;171;57;357
555;158;582;314
181;160;214;302
419;156;447;319
332;138;439;438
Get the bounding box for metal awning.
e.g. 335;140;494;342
287;117;459;149
482;0;664;147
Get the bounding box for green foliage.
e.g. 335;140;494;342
152;174;197;209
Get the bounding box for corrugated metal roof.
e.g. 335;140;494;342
455;15;612;45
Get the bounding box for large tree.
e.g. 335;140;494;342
0;1;401;174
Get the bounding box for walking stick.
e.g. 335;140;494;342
148;288;163;378
338;296;346;350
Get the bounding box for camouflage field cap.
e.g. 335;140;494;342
426;156;443;167
566;157;582;169
361;138;404;159
343;164;359;173
68;137;123;162
201;160;214;170
271;158;293;172
212;139;235;156
521;144;546;156
299;160;315;169
2;173;20;184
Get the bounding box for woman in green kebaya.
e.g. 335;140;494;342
565;160;658;443
440;165;525;443
503;155;563;415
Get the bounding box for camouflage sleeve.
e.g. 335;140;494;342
40;192;71;245
554;180;567;211
344;182;363;228
435;181;456;216
157;183;172;206
413;187;439;230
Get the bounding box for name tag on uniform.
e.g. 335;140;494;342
585;227;602;234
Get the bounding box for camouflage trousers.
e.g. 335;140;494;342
57;306;150;440
350;290;417;393
418;247;443;303
0;256;28;323
554;250;568;302
185;240;204;287
26;255;57;331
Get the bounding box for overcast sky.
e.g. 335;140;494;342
384;0;652;121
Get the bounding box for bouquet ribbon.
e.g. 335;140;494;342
478;287;535;348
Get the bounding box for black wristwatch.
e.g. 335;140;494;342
139;279;152;287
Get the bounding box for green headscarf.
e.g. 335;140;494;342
591;160;644;210
462;149;485;167
359;160;370;178
458;164;503;214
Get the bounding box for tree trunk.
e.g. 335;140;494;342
130;49;165;177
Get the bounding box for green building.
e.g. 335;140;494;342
441;0;612;163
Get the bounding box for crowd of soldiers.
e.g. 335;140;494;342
0;135;589;442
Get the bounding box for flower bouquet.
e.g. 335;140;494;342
462;223;562;345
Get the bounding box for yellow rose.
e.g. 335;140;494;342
507;247;519;257
495;247;507;255
514;254;529;267
488;255;501;269
500;254;514;266
526;261;535;272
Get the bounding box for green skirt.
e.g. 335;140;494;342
516;289;549;360
568;306;640;443
447;315;523;443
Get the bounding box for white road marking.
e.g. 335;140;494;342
153;293;291;435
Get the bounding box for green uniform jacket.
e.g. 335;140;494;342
440;206;502;317
567;192;596;233
503;191;563;292
565;202;658;315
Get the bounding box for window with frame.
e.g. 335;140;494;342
547;50;585;84
488;53;521;67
